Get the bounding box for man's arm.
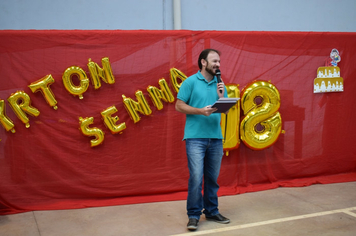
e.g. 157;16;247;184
175;99;217;116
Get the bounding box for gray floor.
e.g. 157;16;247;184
1;181;356;236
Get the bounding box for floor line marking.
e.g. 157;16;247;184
343;210;356;218
170;206;356;236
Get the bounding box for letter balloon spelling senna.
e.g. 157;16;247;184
101;105;126;134
28;74;58;110
240;81;282;150
79;116;105;147
62;66;90;99
8;91;40;128
169;68;187;93
147;78;175;110
220;84;240;156
122;91;152;123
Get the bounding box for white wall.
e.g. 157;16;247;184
0;0;355;31
181;0;356;31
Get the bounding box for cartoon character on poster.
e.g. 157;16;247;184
330;49;341;66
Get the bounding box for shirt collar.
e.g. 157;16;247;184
197;70;217;84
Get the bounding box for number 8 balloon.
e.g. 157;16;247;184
240;80;282;150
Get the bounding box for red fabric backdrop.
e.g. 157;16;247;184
0;30;356;215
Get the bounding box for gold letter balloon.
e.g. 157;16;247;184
87;57;115;89
122;91;152;123
62;66;89;99
28;74;58;110
169;68;187;93
147;78;175;110
101;106;126;134
7;91;40;128
0;99;15;133
240;81;282;150
79;117;105;147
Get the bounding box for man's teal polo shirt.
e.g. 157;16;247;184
177;71;227;140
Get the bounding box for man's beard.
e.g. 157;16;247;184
206;62;217;76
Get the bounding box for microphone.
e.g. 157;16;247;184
215;69;223;94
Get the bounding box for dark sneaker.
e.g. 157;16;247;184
187;218;199;231
206;213;230;224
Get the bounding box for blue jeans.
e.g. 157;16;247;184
185;138;224;220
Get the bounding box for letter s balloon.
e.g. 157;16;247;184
79;117;105;147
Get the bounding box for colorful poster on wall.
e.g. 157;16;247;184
314;49;343;93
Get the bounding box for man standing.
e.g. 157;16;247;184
175;49;230;231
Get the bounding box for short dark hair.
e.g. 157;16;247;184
198;49;220;70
